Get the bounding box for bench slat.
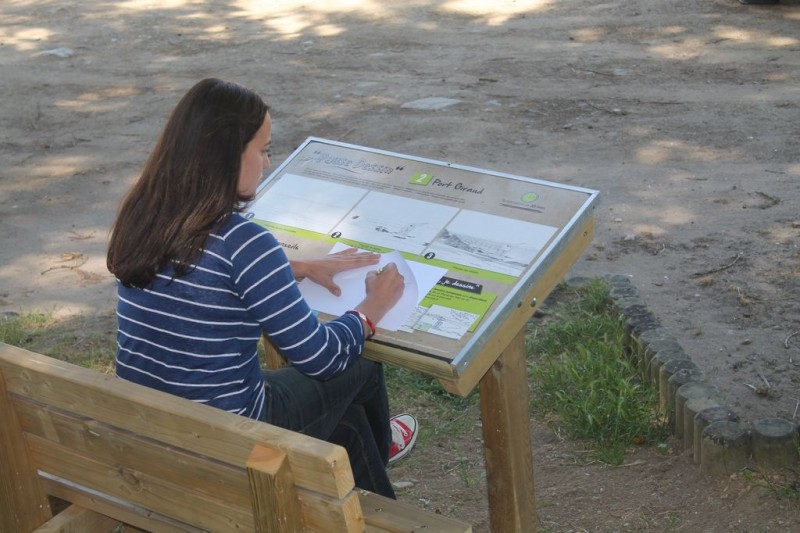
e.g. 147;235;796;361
41;475;202;533
361;491;472;533
32;504;121;533
14;397;252;509
296;488;363;533
0;343;354;499
26;433;256;532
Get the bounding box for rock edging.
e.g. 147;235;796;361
568;274;800;475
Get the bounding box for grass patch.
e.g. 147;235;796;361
385;365;479;446
526;278;667;464
744;465;800;506
0;311;117;373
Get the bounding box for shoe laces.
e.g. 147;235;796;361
391;419;410;450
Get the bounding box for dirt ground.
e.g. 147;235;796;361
1;0;799;531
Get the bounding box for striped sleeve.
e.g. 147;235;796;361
221;217;365;380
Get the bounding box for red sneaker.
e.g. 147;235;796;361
388;414;418;464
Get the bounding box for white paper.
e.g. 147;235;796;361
412;304;479;340
298;243;447;331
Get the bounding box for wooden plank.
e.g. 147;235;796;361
0;369;53;532
363;342;459;384
0;342;354;499
444;216;595;397
360;491;471;533
14;398;251;509
296;489;363;533
247;445;304;533
36;436;363;533
41;475;201;533
25;433;255;533
262;334;289;370
33;504;120;533
479;330;536;533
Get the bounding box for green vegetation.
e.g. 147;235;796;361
4;281;798;506
526;278;667;464
744;463;800;505
0;311;117;373
385;365;478;446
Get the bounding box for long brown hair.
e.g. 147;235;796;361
107;78;269;287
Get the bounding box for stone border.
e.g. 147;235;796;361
564;274;800;475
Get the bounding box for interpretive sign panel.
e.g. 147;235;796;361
248;137;598;394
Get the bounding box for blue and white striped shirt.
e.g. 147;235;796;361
115;214;365;420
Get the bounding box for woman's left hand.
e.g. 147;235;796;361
291;248;380;296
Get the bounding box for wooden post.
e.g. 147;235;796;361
700;421;750;477
752;417;800;469
0;371;53;532
246;445;304;533
479;329;536;533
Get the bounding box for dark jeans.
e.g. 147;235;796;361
261;358;395;498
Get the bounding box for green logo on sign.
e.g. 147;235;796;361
410;173;434;185
521;192;539;203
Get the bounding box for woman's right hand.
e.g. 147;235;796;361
356;262;405;327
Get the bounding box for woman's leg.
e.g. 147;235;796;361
262;358;395;497
329;404;395;497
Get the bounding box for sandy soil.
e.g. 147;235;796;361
1;1;799;531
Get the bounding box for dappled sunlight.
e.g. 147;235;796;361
652;205;696;227
2;156;95;187
713;25;799;48
441;0;552;25
0;253;114;318
570;27;607;43
628;224;668;237
232;0;553;39
257;13;347;40
116;0;202;10
636;140;738;164
236;0;382;14
235;0;554;27
201;24;234;40
662;26;687;36
648;38;708;60
616;205;696;237
56;87;142;114
0;26;54;52
646;24;799;61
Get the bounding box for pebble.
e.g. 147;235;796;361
401;97;462;110
39;47;75;58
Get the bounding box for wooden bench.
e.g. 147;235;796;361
0;342;471;532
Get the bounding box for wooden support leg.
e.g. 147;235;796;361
247;445;304;533
0;371;53;532
479;329;536;533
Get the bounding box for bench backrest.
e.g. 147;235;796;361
0;342;362;532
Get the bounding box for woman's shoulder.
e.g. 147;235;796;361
214;213;274;242
210;213;281;258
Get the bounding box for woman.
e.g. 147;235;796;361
107;78;417;497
